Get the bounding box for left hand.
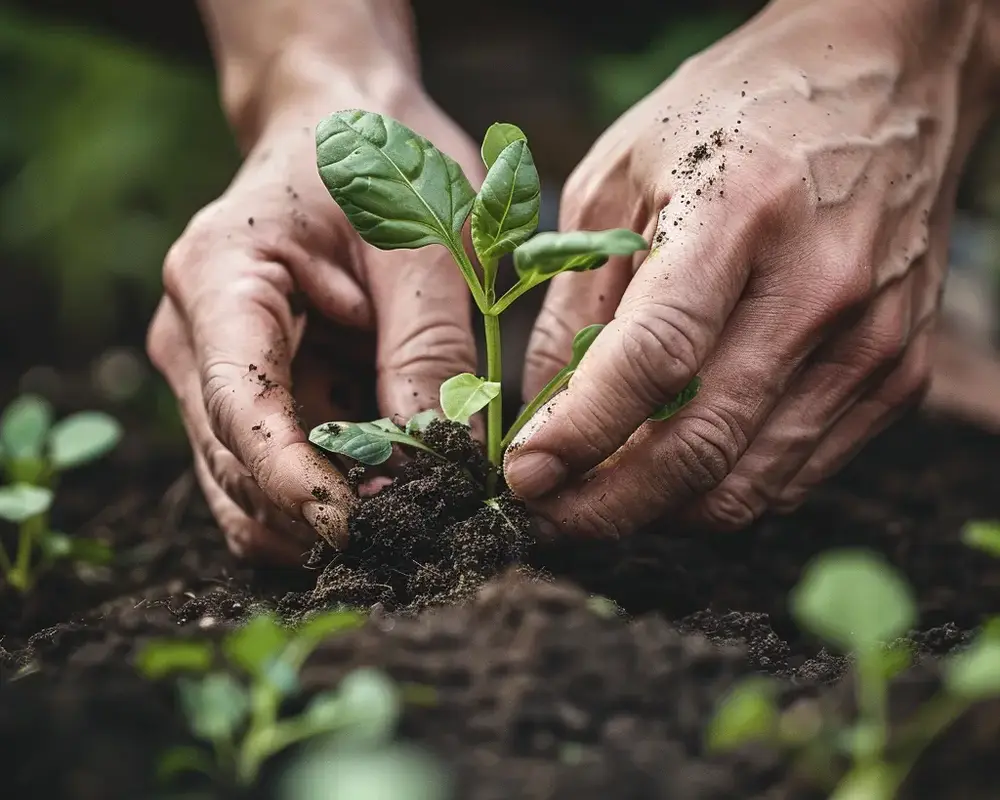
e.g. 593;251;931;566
503;0;997;537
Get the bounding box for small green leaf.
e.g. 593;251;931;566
310;419;436;466
40;532;113;565
0;483;53;522
302;689;343;726
513;229;648;281
316;110;475;252
876;640;914;680
569;324;604;367
0;394;53;461
481;122;527;168
586;595;623;619
706;678;779;751
649;377;701;422
334;668;402;745
48;411;122;470
156;745;216;784
472;139;540;264
439;374;501;425
179;674;249;741
278;744;450;800
829;766;894;800
296;608;367;645
137;639;214;679
962;521;1000;559
405;409;441;436
946;635;1000;699
224;614;289;677
790;550;917;654
40;531;73;560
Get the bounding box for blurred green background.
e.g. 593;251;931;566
1;2;998;446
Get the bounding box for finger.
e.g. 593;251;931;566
773;323;934;513
192;449;308;565
515;234;881;537
522;267;633;401
505;200;760;500
148;299;324;553
162;247;357;544
365;246;478;420
522;178;650;400
684;272;918;529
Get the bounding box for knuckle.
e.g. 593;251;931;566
201;358;243;446
572;488;629;539
819;263;873;321
667;411;742;495
615;307;701;404
698;483;763;530
379;318;474;378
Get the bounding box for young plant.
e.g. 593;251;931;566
307;111;700;493
707;549;1000;799
137;609;408;787
0;393;121;591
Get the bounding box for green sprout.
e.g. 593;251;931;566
707;549;1000;799
0;393;121;591
307;111;700;494
137;609;415;788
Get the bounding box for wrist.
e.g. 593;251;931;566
223;42;417;152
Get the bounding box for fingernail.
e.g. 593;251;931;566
303;501;349;548
534;516;559;540
506;451;567;499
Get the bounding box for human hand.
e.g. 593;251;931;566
505;0;998;537
148;85;482;562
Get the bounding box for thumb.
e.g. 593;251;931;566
366;246;477;420
504;206;752;500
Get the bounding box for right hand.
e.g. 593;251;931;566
148;85;483;563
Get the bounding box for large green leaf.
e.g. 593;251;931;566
316;110;475;252
48;410;122;470
790;550;917;654
309;419;437;466
513;229;648;281
0;483;53;522
439;374;501;426
0;394;53;461
480;122;526;169
471;139;540;265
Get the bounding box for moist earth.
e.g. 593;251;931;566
1;413;1000;799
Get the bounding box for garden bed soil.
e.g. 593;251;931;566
2;411;1000;799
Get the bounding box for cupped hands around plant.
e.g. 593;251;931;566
307;112;700;497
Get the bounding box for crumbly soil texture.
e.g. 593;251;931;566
2;413;1000;800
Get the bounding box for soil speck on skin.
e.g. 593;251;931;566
248;217;255;226
311;486;332;503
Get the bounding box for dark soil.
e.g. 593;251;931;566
2;410;1000;799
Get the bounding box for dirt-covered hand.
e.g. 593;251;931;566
148;88;482;562
505;0;999;537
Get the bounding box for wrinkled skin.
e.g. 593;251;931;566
504;1;998;537
147;86;482;562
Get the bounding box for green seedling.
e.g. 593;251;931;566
0;393;121;591
307;111;700;494
137;609;413;787
707;549;1000;799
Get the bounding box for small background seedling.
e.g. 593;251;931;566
0;393;121;590
707;548;1000;799
137;609;439;790
307;112;700;503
